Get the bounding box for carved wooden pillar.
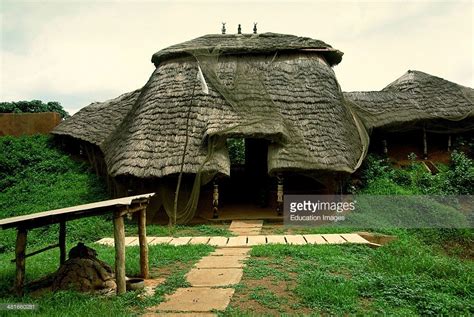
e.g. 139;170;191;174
423;127;428;160
212;180;219;219
276;174;284;216
382;139;388;156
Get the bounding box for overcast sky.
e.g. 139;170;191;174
1;0;472;115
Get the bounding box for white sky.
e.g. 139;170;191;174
1;0;473;115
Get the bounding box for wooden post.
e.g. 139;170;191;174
212;180;219;219
448;135;452;152
15;227;27;297
59;222;66;265
138;207;149;279
113;211;126;295
276;175;284;216
382;139;388;156
423;127;428;160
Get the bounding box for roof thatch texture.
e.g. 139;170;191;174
151;33;343;66
52;90;141;145
345;70;474;131
100;52;364;178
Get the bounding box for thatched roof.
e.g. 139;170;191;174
100;52;364;178
151;33;343;67
53;32;473;182
344;70;474;131
53;33;362;179
53;89;141;145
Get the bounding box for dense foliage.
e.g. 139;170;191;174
227;138;245;165
0;100;69;118
357;151;474;195
0;135;108;252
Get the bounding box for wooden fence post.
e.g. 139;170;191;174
113;211;126;295
15;227;28;297
138;207;149;279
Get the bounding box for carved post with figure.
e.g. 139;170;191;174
276;174;284;216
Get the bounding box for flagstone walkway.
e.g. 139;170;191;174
144;247;250;316
94;221;377;316
96;232;372;247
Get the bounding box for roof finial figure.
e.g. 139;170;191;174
253;22;258;34
237;24;242;34
222;22;226;35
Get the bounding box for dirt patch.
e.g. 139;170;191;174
438;240;474;261
228;258;312;315
149;261;190;279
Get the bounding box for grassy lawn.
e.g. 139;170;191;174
224;230;474;316
0;243;214;316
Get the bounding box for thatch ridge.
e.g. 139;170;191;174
151;33;343;67
344;70;474;131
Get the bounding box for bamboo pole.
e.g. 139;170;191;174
15;227;28;297
138;207;149;279
59;222;66;265
113;211;126;295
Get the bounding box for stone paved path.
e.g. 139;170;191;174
145;248;250;315
96;221;376;316
228;220;263;235
96;233;372;247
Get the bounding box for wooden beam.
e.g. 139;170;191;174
138;208;149;279
59;222;66;265
15;227;28;297
10;243;59;263
113;212;126;295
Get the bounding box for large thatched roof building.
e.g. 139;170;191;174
53;32;473;223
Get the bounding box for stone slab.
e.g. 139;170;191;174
284;235;306;245
144;313;217;317
208;237;228;247
210;248;251;256
148;237;173;245
229;220;263;229
322;234;346;244
340;233;370;244
188;237;211;245
195;255;247;268
226;236;248;247
186;268;243;287
265;235;287;244
169;237;192;246
229;229;261;236
247;235;266;246
96;237;114;246
304;234;327;244
156;287;234;312
124;237;137;246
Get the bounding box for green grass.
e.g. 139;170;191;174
227;231;474;316
0;243;214;316
0;135;110;253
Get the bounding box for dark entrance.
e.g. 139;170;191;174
220;138;271;207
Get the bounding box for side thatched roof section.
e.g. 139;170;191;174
53;89;141;146
151;33;343;67
101;52;364;178
345;70;474;131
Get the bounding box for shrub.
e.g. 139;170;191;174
0;100;69;118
